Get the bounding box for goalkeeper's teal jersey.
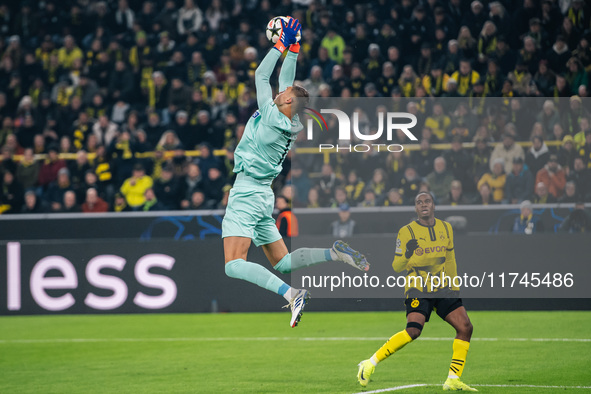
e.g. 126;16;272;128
233;49;303;181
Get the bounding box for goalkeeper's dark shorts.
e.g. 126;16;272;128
404;289;463;322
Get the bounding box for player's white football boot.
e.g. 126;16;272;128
284;289;311;328
332;240;370;271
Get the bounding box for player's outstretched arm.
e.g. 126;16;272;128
255;49;282;108
255;18;300;108
278;50;298;92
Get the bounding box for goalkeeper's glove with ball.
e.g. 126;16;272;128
405;239;419;258
274;18;301;53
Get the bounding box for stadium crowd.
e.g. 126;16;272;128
0;0;590;214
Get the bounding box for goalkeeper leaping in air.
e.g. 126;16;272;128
221;17;370;328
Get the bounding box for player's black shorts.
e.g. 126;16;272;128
404;295;463;322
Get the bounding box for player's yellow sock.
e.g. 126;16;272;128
448;338;470;378
371;329;413;364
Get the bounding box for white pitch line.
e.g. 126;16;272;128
0;337;591;344
357;384;428;393
357;384;591;394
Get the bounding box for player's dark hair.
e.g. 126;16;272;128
415;191;435;204
291;84;309;116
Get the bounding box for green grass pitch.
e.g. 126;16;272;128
1;311;590;393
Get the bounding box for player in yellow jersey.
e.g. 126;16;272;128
357;191;477;391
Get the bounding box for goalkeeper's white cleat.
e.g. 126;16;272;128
284;289;311;328
332;240;370;271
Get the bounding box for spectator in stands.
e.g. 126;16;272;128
444;136;472;190
475;181;494;205
0;170;23;213
61;190;81;213
330;186;349;209
290;162;311;208
69;150;91;191
536;154;567;199
532;181;556;204
92;114;118;147
558;135;577;171
425;156;454;203
398;166;422;205
559;181;579;203
564;97;589;137
153;165;181;210
565;57;588;95
577;130;591;168
383;188;404;206
508;60;532;96
144;112;166;149
343;169;365;205
535;100;561;138
526;135;551;176
45;167;73;211
568;157;591;201
317;163;340;207
398;65;420;98
202;165;226;207
518;36;541;75
306;187;320;209
533;60;556;97
512;200;544;234
412;138;437;177
82;187;108;213
424;103;450;141
21;190;47;214
559;201;591;233
184;190;209;210
450;58;480;97
489;128;524;175
359;188;378;208
171;111;193;149
112;192;130;212
15;148;39;191
180;162;203;209
478;158;506;203
38;145;66;189
120;163;153;210
275;196;298;238
142;188;165;211
331;203;355;238
108;60;135;103
440;180;469;205
505;157;534;204
321;28;345;66
302;65;325;99
546;35;570;75
58;35;83;70
367;168;388;202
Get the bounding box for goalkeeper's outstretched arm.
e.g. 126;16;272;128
279;50;298;92
254;49;282;109
255;17;301;108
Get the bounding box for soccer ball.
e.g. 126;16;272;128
266;16;301;44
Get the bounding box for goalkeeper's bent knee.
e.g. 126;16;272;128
273;254;291;274
225;259;245;278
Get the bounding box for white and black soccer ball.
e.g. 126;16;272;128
265;16;301;44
